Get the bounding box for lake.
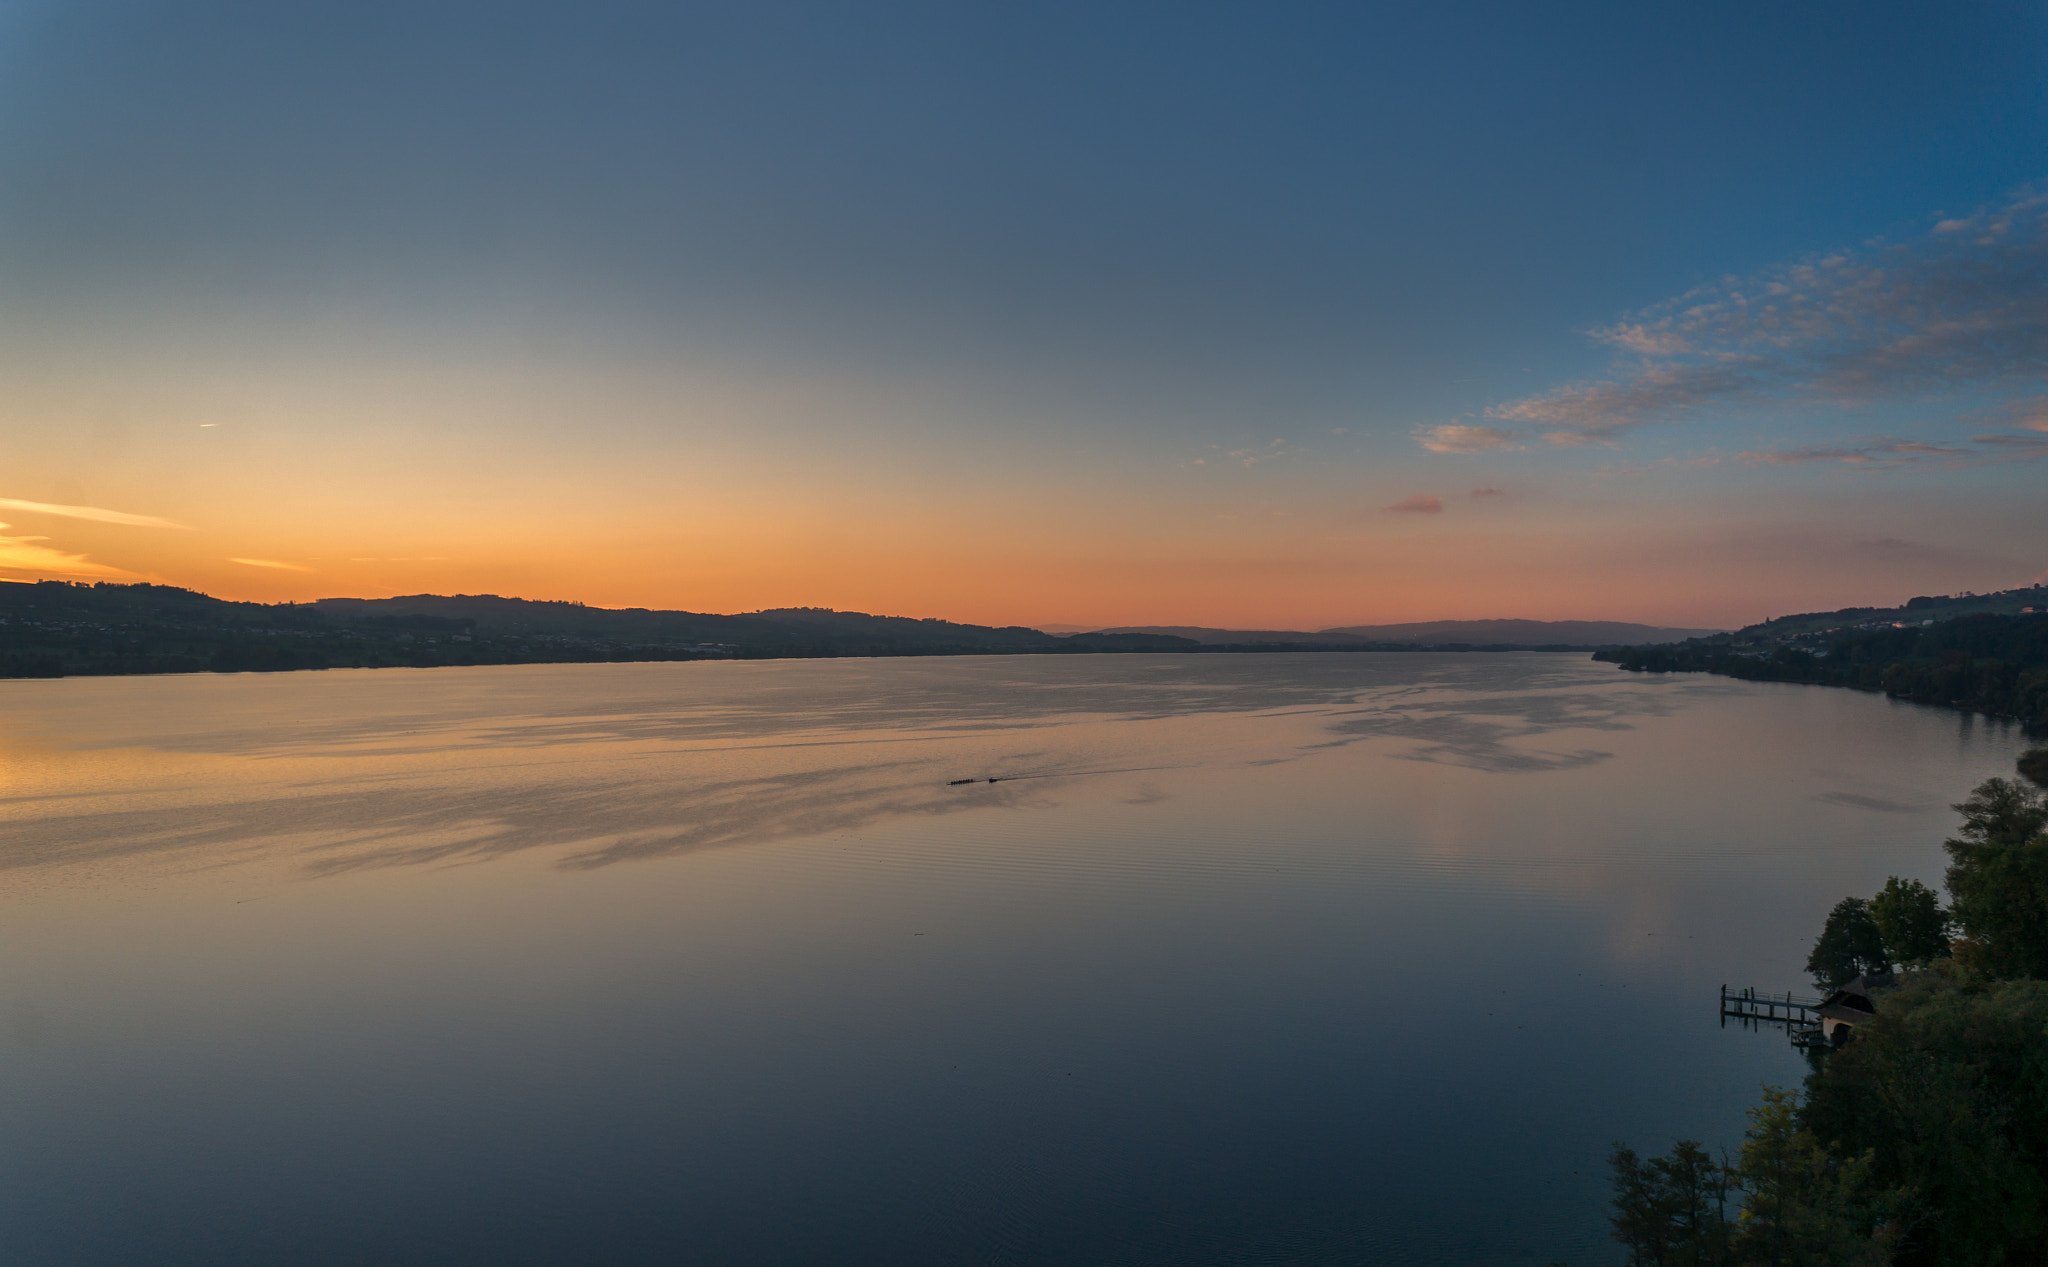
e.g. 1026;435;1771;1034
0;653;2029;1265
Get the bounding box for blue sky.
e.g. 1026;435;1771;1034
1;1;2044;627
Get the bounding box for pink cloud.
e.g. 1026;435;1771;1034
2004;396;2048;432
1386;495;1443;514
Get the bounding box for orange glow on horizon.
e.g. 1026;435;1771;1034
4;501;2022;635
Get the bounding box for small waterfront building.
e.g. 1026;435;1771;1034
1816;971;1893;1044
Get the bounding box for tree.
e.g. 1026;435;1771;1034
1610;1140;1732;1266
1941;778;2048;980
1801;967;2048;1265
1951;777;2048;848
1611;1144;1674;1267
2018;747;2048;790
1733;1086;1902;1267
1807;897;1889;991
1867;878;1948;968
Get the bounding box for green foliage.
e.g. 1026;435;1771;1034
2019;747;2048;789
1735;1087;1905;1266
1808;897;1890;991
1609;1140;1732;1266
1608;1095;1907;1267
1801;968;2048;1265
1600;778;2048;1267
1952;778;2048;848
1867;878;1948;968
1941;778;2048;980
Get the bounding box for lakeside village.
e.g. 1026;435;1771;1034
1773;601;2040;653
1597;585;2048;740
1600;745;2048;1267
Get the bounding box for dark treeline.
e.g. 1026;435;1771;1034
0;580;1628;679
1603;752;2048;1266
0;579;1190;676
1596;612;2048;734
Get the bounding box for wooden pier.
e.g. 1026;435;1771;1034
1721;984;1829;1047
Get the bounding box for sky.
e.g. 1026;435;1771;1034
2;0;2045;630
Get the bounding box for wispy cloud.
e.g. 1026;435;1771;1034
1415;423;1524;453
1970;432;2048;457
1739;432;2048;469
1469;487;1505;498
1488;362;1759;445
2000;395;2048;432
0;497;186;529
1739;439;1968;468
1585;455;1723;479
1386;494;1443;514
0;529;135;578
1477;189;2048;446
1225;439;1293;467
229;557;312;571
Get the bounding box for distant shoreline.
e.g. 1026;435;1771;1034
2;640;1613;683
1598;606;2048;736
0;578;1653;681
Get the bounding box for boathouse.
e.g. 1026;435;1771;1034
1816;971;1893;1044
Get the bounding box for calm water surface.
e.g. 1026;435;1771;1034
0;653;2029;1264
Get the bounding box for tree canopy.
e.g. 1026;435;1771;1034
1942;778;2048;980
1613;754;2048;1267
1607;1092;1904;1267
1807;897;1890;991
1802;968;2048;1265
1867;878;1948;969
2017;746;2048;790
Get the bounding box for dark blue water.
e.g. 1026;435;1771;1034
0;654;2027;1264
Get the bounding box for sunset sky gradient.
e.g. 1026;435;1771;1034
3;1;2045;629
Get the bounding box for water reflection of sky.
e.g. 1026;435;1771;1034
0;655;2030;1264
0;655;1755;872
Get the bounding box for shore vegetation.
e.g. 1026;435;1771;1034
1607;757;2048;1266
